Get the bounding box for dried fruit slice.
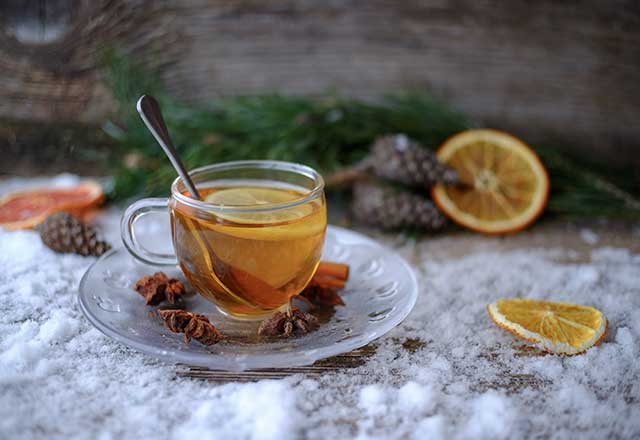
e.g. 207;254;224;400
0;181;104;230
487;299;607;355
432;130;549;234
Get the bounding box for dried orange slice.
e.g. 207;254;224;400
0;181;104;230
432;129;549;234
487;299;607;355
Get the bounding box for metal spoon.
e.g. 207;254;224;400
136;95;202;200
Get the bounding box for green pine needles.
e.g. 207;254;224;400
103;51;639;219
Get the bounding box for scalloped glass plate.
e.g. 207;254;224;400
78;226;417;370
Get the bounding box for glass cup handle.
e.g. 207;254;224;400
120;198;178;266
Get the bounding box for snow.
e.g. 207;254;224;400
1;176;640;439
413;415;447;439
397;381;436;413
580;228;600;245
175;381;300;440
462;392;514;440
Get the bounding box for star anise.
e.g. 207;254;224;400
258;309;319;337
164;278;186;304
300;285;345;308
158;309;223;346
134;272;186;305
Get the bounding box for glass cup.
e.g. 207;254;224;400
121;160;327;320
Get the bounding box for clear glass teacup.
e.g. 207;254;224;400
121;160;327;319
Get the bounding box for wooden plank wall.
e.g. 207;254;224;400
1;0;639;168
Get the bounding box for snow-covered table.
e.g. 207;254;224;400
1;176;639;439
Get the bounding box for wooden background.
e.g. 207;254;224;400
1;0;639;173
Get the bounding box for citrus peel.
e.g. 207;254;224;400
0;181;104;230
432;129;549;235
487;298;607;355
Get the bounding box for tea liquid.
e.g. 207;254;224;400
171;183;326;319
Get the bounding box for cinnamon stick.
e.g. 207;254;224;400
309;275;346;290
315;262;349;281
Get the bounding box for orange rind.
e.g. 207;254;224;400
0;181;104;230
487;298;607;355
432;129;549;235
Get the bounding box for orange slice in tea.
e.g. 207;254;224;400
204;187;324;240
204;187;310;223
432;130;549;234
487;299;607;355
204;187;298;206
0;181;104;230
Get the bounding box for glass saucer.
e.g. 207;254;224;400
78;226;417;370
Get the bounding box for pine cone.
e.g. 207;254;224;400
368;134;458;187
352;180;447;231
39;212;111;257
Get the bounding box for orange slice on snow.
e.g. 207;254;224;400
0;181;104;230
432;129;549;234
487;299;607;355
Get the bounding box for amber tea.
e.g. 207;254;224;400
170;183;327;319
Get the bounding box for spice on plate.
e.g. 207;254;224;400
300;285;345;307
299;262;349;307
134;272;185;305
258;309;319;337
158;309;223;346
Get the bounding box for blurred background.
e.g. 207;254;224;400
0;0;638;205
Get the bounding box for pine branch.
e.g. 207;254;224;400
101;51;639;219
535;147;640;218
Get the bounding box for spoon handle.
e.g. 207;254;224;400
136;95;202;200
